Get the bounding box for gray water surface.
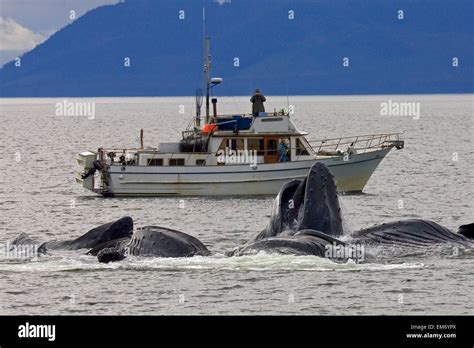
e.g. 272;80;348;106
0;95;472;315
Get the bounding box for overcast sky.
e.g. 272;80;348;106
0;0;119;64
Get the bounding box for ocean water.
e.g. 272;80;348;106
0;95;472;315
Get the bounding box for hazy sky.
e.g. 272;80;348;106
0;0;119;64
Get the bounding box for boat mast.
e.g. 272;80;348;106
204;36;211;124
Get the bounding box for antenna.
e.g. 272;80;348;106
202;7;206;42
201;9;223;124
195;88;203;128
204;36;211;124
286;79;290;115
196;7;206;128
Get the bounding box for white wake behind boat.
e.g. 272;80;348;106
76;37;404;197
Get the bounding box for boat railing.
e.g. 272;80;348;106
307;132;404;156
97;132;403;167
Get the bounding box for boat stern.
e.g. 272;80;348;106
76;151;97;192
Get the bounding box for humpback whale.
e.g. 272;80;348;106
227;163;350;260
349;219;471;247
9;217;209;263
92;226;210;263
232;229;350;260
229;163;472;259
7;163;472;263
250;161;343;243
10;216;134;253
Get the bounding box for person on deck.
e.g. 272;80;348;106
250;89;266;116
278;138;290;162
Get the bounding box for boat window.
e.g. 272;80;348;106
230;138;244;151
247;138;265;156
169;158;185;166
147;158;163;166
296;138;310;156
196;159;206;166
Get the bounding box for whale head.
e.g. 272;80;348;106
253;162;344;242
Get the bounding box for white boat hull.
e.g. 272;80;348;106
96;148;392;196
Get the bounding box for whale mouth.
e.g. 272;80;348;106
254;162;344;242
296;162;344;236
228;162;346;258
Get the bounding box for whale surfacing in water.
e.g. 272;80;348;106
252;163;343;242
229;162;347;259
8;217;210;263
234;230;347;259
230;162;472;258
95;226;210;263
9;216;134;252
350;219;471;247
6;163;472;264
126;226;210;257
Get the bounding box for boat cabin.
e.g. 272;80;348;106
105;111;315;168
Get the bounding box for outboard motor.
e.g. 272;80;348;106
81;160;102;179
77;151;99;191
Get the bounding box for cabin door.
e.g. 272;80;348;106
264;137;279;164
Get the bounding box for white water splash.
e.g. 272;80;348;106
0;252;425;273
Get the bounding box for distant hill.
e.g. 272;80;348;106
0;0;472;97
